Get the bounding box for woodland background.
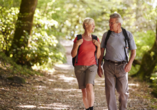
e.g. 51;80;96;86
0;0;157;101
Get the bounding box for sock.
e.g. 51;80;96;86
89;106;93;110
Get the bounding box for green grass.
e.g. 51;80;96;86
0;52;42;76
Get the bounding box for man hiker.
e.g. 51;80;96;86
98;13;136;110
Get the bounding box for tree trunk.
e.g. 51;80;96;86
136;0;140;20
133;21;157;81
10;0;38;66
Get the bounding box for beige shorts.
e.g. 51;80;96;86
74;65;97;89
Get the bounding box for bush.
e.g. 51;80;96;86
0;7;66;67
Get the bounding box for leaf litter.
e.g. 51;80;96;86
0;64;157;110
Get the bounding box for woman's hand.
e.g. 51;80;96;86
92;39;100;47
76;39;83;46
71;39;83;58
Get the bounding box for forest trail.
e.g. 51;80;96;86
0;40;157;110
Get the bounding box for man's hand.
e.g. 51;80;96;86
124;62;132;72
98;66;103;77
93;39;100;47
125;49;136;72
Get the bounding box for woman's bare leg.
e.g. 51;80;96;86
86;84;94;107
81;88;89;109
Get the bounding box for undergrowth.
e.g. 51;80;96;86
0;52;42;76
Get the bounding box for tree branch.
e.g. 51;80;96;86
133;59;141;66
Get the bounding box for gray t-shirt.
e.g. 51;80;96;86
101;30;137;62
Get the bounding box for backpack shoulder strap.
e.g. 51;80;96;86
105;30;112;47
92;35;98;40
77;34;82;40
75;34;82;64
92;35;98;65
121;27;131;62
121;27;130;49
91;35;98;50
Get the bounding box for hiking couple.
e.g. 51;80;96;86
71;13;137;110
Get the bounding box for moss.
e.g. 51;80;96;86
7;76;26;85
151;87;157;98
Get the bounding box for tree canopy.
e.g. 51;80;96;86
0;0;157;79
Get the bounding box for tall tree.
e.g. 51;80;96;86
131;1;157;81
133;20;157;81
10;0;38;66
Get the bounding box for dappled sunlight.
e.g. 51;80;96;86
54;64;74;70
1;0;157;109
95;80;105;86
53;88;79;92
58;74;77;83
128;83;139;91
48;79;55;82
17;105;36;108
32;65;56;75
128;99;140;102
17;103;71;109
128;83;139;87
0;88;10;91
34;86;47;90
94;87;105;91
38;103;71;109
68;94;82;98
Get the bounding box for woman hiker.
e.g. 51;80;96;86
71;17;101;110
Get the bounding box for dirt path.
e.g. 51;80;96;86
1;63;157;110
0;40;157;110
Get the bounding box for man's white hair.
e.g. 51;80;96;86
110;13;123;25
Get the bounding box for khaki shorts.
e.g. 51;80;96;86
74;65;97;89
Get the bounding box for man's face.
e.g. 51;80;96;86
109;18;119;32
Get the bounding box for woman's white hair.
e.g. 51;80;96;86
110;13;123;25
83;17;95;29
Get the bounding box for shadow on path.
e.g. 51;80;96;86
0;40;157;110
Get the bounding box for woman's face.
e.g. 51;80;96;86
85;21;95;33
